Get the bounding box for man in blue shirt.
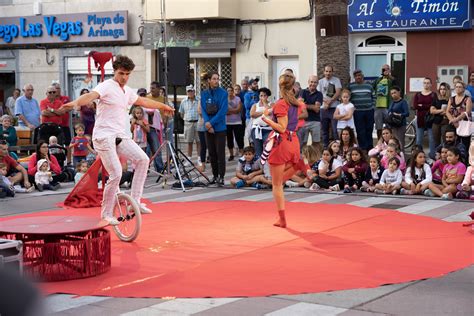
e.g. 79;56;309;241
15;84;41;129
200;71;228;186
244;78;259;144
239;78;249;125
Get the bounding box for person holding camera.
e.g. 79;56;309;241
373;64;399;139
200;71;229;186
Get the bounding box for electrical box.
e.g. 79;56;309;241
437;65;469;87
240;25;252;40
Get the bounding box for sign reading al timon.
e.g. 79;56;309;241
0;11;128;45
348;0;472;32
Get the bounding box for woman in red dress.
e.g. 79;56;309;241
261;73;303;228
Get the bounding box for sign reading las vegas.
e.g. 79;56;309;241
348;0;472;32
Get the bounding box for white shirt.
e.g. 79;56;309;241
404;164;432;185
380;169;403;186
318;158;342;174
336;102;355;129
93;79;138;140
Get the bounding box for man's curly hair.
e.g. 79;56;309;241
113;55;135;71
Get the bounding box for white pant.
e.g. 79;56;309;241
94;137;149;218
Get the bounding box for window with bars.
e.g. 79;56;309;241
194;58;232;94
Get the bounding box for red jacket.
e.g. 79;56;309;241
27;153;62;176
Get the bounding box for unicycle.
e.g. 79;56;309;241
112;192;142;242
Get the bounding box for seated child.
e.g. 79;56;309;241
34;159;60;191
456;141;474;200
342;147;368;193
251;162;272;189
48;136;68;167
380;144;406;173
401;150;432;195
375;157;403;194
425;147;465;199
74;160;89;184
361;156;384;192
230;146;263;188
286;145;319;188
431;146;448;184
311;147;343;191
0;162;15;197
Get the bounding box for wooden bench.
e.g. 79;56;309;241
11;128;35;156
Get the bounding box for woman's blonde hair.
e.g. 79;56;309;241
301;145;319;165
278;73;299;106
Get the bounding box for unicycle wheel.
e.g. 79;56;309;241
112;193;142;242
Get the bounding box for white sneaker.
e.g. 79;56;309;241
329;184;340;191
103;216;120;226
120;181;129;189
309;183;320;191
285;180;299;188
140;203;153;214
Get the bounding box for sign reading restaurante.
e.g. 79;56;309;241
0;11;128;45
348;0;472;32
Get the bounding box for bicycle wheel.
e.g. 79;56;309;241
404;122;416;150
112;193;142;242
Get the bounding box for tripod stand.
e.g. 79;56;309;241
146;129;210;192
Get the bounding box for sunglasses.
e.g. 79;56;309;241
47;91;56;94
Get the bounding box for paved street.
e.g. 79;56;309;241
1;158;473;316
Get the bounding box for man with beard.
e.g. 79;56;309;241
435;127;467;163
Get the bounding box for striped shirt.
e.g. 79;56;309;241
348;82;375;111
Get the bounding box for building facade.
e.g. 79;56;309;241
144;0;316;100
0;0;146;105
348;0;473;94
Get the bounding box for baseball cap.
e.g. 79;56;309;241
249;78;260;85
353;69;363;75
186;85;195;91
137;88;147;96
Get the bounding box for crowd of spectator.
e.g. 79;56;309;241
0;67;473;200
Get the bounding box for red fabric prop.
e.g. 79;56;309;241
87;51;114;82
64;159;106;208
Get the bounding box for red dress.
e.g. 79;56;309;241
268;99;301;165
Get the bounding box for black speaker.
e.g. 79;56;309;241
157;47;190;86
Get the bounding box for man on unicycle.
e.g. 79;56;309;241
61;55;174;225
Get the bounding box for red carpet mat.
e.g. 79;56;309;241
5;201;473;298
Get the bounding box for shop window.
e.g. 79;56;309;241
366;36;396;46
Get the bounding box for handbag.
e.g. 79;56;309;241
424;112;435;127
456;118;472;137
384;113;403;127
206;103;218;115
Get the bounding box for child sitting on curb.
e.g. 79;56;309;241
230;146;263;188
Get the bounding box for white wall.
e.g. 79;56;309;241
235;20;315;97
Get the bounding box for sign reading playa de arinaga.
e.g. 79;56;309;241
0;11;128;45
348;0;472;32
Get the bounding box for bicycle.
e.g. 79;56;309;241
404;115;416;150
111;191;142;242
